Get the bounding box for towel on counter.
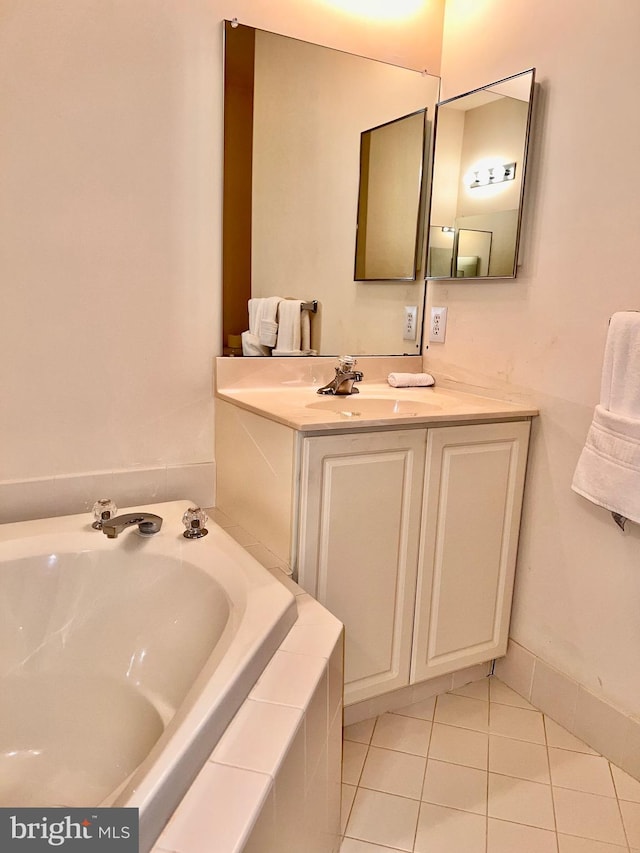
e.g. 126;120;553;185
572;311;640;524
388;372;435;388
273;300;311;356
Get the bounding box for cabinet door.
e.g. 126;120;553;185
411;421;530;682
298;429;426;705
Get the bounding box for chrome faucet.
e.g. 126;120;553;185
317;356;364;396
101;512;163;539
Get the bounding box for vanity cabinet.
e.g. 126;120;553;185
214;394;532;708
296;421;530;705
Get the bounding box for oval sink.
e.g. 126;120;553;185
306;397;441;418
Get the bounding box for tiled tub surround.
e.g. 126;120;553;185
0;461;216;525
341;676;640;852
153;507;344;853
495;639;640;785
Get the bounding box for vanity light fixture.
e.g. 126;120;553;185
467;161;516;189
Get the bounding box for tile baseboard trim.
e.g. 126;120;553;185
495;639;640;780
343;662;492;727
0;462;216;524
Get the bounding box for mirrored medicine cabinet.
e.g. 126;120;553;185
222;21;536;356
426;68;536;281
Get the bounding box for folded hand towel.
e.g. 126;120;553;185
572;312;640;524
388;372;435;388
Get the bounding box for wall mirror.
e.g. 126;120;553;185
354;108;428;282
426;68;535;280
222;21;440;356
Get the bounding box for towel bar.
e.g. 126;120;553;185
301;300;318;313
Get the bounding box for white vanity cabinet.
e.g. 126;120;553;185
295;420;530;705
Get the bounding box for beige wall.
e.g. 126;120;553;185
426;0;640;715
0;0;443;506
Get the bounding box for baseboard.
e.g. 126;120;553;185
495;639;640;780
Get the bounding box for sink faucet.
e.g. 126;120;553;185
101;512;163;539
317;356;364;396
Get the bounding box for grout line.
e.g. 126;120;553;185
541;714;561;853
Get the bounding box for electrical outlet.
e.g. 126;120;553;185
429;306;448;342
403;305;418;341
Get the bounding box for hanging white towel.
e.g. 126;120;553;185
572;312;640;524
273;300;311;356
258;297;283;347
242;298;272;356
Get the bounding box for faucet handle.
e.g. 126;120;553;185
182;506;209;539
337;355;357;371
92;498;118;530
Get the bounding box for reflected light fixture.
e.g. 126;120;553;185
467;162;516;189
441;226;455;233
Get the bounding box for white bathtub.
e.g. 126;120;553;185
0;500;297;851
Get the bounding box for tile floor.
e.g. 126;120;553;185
340;676;640;853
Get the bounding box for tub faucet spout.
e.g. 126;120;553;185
101;512;163;539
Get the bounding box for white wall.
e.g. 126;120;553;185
427;0;640;715
0;0;443;519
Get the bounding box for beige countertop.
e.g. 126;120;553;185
215;381;538;432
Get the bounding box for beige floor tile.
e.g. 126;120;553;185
371;712;431;756
611;763;640;802
490;677;536;709
341;784;357;834
488;734;550;783
360;746;426;800
620;799;640;848
548;747;616;797
489;702;546;743
488;772;555;830
429;722;489;770
553;787;627;846
488;817;557;852
344;718;376;744
346;787;420;852
558;835;628;852
343;740;368;785
414;802;486;853
340;838;406;852
391;696;436;721
545;717;598;754
422;759;487;815
451;679;490;701
434;693;489;732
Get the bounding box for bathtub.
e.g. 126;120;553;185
0;500;298;851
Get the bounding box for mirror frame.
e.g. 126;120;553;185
426;68;536;281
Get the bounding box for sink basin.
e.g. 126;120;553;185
306;397;441;418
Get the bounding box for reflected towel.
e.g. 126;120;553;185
273;300;311;355
258;297;283;347
572;312;640;524
388;372;435;388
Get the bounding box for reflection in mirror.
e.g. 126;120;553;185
426;69;535;280
354;109;427;282
222;22;440;356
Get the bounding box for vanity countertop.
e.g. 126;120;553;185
215;381;538;433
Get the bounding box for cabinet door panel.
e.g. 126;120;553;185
411;421;530;682
298;430;426;705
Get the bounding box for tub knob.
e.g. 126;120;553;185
91;498;118;530
182;506;209;539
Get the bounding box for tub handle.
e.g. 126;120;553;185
91;498;118;530
182;507;209;539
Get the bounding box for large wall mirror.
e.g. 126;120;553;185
426;68;535;280
222;22;440;356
